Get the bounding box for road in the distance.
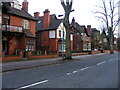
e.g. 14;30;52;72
2;53;119;89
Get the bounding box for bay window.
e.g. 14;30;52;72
26;39;34;51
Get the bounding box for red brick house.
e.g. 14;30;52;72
71;17;92;52
35;9;73;54
2;0;36;57
91;28;101;50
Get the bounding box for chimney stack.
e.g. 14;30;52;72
43;9;50;29
22;0;28;12
87;25;92;34
72;17;75;25
34;12;40;18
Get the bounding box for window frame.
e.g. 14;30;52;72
23;20;30;29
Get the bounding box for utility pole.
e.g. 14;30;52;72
60;0;73;59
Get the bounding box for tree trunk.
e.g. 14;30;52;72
109;27;114;54
64;14;72;59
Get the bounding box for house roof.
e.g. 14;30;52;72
91;28;100;36
71;22;90;36
36;14;62;31
74;23;86;33
91;28;100;32
2;2;37;21
24;30;36;38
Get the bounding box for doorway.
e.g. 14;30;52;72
2;41;9;55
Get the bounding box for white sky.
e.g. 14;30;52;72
19;0;100;29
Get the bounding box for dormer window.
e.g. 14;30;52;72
10;0;21;10
11;2;14;7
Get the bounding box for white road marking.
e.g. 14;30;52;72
73;71;78;73
109;59;114;61
97;61;106;66
80;67;90;71
66;73;71;75
15;80;49;90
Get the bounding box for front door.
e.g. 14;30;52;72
2;41;9;55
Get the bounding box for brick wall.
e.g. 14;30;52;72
30;20;36;35
28;51;58;59
49;38;58;53
41;31;49;46
1;51;23;62
10;15;23;26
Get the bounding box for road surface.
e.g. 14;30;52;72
2;53;119;89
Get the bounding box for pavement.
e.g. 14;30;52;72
1;53;111;72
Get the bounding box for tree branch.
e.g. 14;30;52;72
60;0;66;10
70;0;73;8
96;16;107;24
66;0;69;6
113;17;120;31
94;11;106;16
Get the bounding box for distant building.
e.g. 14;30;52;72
35;9;73;54
100;30;108;50
2;0;36;57
71;17;92;52
91;28;101;50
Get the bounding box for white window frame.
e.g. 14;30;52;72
49;30;55;38
23;20;30;29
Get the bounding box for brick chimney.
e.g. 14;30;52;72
34;12;40;18
22;0;28;12
43;9;50;29
72;17;75;25
87;25;92;35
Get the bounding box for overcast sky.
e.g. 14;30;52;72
19;0;101;29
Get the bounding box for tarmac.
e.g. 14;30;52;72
1;53;111;72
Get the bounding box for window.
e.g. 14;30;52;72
59;30;61;37
76;32;80;35
63;31;65;39
103;38;107;42
83;44;87;50
49;30;55;38
3;15;10;25
23;20;30;29
26;39;34;51
58;43;65;52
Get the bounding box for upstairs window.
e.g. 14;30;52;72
59;30;61;38
3;15;10;25
23;20;30;29
76;32;80;35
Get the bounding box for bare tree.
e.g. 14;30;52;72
94;0;120;54
60;0;73;59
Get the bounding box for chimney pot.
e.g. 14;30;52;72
44;9;50;14
34;12;40;18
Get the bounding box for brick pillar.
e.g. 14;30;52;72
2;51;5;57
19;51;23;58
28;51;32;58
45;51;47;55
57;51;59;56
